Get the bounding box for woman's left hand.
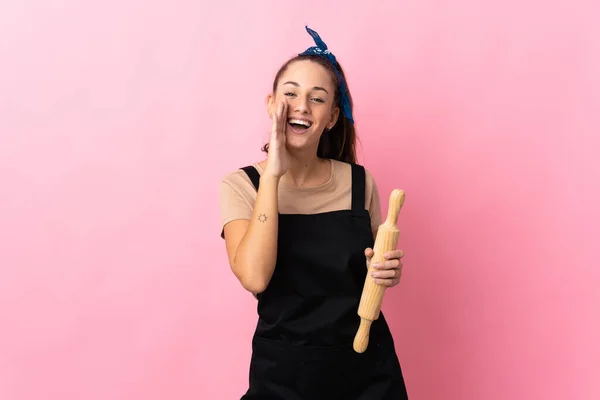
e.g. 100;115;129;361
364;248;404;288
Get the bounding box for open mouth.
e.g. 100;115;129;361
287;118;312;134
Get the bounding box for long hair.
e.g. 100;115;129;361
261;54;357;164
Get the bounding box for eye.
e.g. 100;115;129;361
284;92;296;97
311;98;325;103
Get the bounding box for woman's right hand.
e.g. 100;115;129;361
264;100;289;178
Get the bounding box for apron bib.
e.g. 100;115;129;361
239;164;408;400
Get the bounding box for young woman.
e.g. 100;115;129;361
220;26;409;399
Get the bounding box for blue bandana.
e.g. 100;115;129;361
299;26;354;124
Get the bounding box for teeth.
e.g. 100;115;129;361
288;119;312;127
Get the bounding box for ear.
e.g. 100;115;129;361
327;106;340;130
266;94;275;119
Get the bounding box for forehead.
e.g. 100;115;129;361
278;59;336;90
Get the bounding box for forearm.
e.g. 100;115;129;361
233;174;280;293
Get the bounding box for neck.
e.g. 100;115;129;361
282;149;328;187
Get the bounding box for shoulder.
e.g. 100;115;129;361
220;162;262;193
364;167;379;198
219;163;261;221
331;159;382;228
219;163;264;237
329;159;379;190
362;164;378;189
357;163;381;208
220;164;261;208
221;167;252;189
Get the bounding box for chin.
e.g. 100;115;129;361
285;137;318;154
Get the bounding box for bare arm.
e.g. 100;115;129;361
223;98;289;294
223;174;280;294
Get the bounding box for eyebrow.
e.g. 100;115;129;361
282;81;329;94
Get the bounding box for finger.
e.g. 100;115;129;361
384;249;404;259
372;260;402;270
371;268;400;280
282;101;288;135
373;277;399;287
279;100;287;137
271;101;282;139
365;251;373;269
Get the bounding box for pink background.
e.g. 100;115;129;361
1;1;599;399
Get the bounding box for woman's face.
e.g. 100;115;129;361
268;59;340;152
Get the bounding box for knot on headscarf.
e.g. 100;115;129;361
299;26;354;124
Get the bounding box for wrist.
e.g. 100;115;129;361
260;173;282;184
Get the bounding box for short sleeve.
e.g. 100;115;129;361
219;175;254;238
366;169;382;232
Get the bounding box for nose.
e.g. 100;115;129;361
293;96;310;115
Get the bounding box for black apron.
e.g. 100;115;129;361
239;163;408;400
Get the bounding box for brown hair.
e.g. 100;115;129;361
261;54;358;164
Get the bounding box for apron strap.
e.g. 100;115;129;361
241;165;261;191
239;163;366;213
351;163;366;212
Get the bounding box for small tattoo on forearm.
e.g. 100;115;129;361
258;214;267;222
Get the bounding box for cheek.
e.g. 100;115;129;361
314;108;333;124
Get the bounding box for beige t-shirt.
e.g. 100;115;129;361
219;159;383;235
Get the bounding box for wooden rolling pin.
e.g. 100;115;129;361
353;188;405;353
